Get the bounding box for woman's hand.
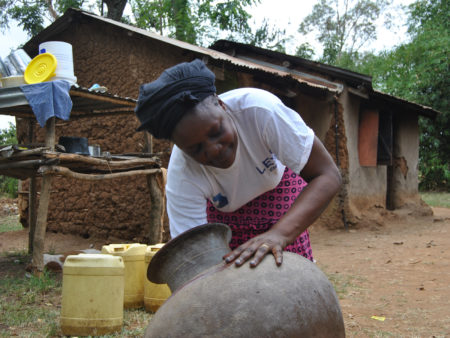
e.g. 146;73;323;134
223;228;290;268
223;136;341;269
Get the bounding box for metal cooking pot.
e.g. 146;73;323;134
58;136;89;155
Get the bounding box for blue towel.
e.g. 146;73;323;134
20;80;73;127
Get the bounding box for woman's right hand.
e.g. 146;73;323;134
223;228;290;268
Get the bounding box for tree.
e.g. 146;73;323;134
131;0;262;46
1;0;283;51
103;0;128;21
403;0;449;190
0;0;124;36
295;42;315;59
0;123;18;198
344;0;449;190
298;0;392;64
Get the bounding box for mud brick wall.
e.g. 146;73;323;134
17;114;163;242
19;17;191;242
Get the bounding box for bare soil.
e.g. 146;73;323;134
1;198;449;337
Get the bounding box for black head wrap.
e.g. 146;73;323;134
135;59;216;139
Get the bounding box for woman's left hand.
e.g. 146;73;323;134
223;229;289;268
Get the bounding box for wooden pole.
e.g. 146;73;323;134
31;117;55;275
28;177;37;254
44;117;56;151
147;173;164;244
144;132;153;153
30;173;53;274
39;165;161;180
43;152;160;167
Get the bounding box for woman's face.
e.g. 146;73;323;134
172;96;238;169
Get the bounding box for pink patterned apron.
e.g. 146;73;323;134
207;167;313;261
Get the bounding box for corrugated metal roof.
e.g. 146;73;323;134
371;90;437;118
210;40;372;89
210;40;439;119
23;9;339;94
22;8;439;119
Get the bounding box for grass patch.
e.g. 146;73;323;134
98;309;153;337
0;252;152;337
0;214;22;233
420;192;450;208
0;268;61;337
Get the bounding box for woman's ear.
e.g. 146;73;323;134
218;98;227;110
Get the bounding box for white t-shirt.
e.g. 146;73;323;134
166;88;315;237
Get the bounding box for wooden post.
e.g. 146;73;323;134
144;132;153;153
31;117;55;275
30;173;53;274
28;177;37;254
44;117;56;151
146;173;163;244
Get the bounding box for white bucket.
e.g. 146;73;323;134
39;41;77;85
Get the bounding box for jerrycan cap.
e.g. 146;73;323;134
24;53;57;84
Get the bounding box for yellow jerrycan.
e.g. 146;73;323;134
60;253;124;336
144;244;171;312
102;243;147;308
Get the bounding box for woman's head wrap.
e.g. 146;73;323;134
135;59;216;139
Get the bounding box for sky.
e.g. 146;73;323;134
0;0;414;129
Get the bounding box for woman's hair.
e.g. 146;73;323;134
134;59;216;140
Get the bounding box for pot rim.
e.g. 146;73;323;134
147;222;231;284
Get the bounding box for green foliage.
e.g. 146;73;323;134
1;0;47;37
295;42;315;59
342;0;449;191
242;19;288;52
395;0;449;191
131;0;200;43
55;0;86;14
0;123;18;198
298;0;392;64
131;0;263;47
0;122;17;144
2;0;284;53
0;0;100;36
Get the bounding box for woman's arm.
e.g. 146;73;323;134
223;135;342;267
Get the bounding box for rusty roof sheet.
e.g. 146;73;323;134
371;89;438;118
22;8;439;119
24;9;340;94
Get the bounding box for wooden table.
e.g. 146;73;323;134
0;86;164;274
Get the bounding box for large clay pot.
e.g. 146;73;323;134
145;223;345;337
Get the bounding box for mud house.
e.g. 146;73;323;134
17;8;437;241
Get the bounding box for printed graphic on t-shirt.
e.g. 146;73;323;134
256;150;277;174
212;192;229;208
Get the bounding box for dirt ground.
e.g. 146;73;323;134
1;198;449;337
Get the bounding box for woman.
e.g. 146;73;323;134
135;59;341;267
